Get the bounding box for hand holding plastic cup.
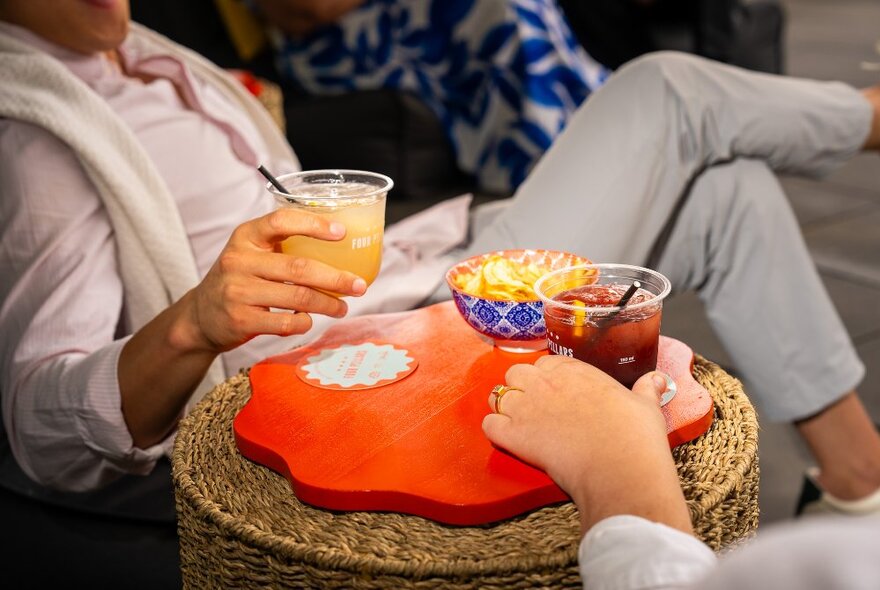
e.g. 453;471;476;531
534;264;671;389
264;169;393;287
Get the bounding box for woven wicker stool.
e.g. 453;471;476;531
173;356;758;589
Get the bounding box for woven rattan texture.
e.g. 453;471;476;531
173;356;759;589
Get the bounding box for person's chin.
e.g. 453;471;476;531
86;11;129;52
75;22;128;53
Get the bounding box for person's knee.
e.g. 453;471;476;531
614;51;711;94
663;159;789;291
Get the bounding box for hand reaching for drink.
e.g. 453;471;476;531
482;356;695;535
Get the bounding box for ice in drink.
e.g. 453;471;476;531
544;283;661;388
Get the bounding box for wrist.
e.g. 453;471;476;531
568;453;693;536
167;290;220;355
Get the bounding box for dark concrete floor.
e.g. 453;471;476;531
661;0;880;524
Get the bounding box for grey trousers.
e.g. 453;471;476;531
460;52;871;422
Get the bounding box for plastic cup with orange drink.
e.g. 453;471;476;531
265;169;393;287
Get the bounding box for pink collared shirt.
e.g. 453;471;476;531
0;21;295;490
0;22;468;492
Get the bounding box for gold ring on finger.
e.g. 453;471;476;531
491;384;521;414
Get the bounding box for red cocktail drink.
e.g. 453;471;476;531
535;265;671;388
545;284;661;387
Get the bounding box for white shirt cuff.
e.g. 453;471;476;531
73;336;172;473
578;515;717;590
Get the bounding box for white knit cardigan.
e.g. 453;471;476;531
0;23;299;403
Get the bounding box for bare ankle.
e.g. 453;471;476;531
796;391;880;499
862;86;880;150
815;464;880;501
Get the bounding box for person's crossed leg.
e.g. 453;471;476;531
458;52;880;510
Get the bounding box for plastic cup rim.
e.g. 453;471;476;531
267;169;394;203
533;263;672;314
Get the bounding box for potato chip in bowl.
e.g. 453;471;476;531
446;249;592;352
452;255;556;301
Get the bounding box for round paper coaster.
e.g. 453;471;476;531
295;342;418;390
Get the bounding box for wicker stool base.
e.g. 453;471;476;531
173;356;758;589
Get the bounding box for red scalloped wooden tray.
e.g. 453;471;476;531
234;301;713;525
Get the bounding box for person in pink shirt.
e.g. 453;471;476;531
1;0;880;585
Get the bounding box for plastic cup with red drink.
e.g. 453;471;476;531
534;264;672;388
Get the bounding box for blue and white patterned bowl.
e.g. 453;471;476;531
445;249;590;352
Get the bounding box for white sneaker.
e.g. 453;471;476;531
796;467;880;516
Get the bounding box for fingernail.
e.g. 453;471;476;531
352;278;367;295
652;372;669;391
329;222;345;238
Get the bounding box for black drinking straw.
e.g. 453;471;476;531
599;280;641;326
614;280;641;309
258;165;289;194
581;279;645;348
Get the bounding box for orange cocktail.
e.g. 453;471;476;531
268;170;392;285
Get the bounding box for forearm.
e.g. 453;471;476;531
120;206;371;447
118;290;218;448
